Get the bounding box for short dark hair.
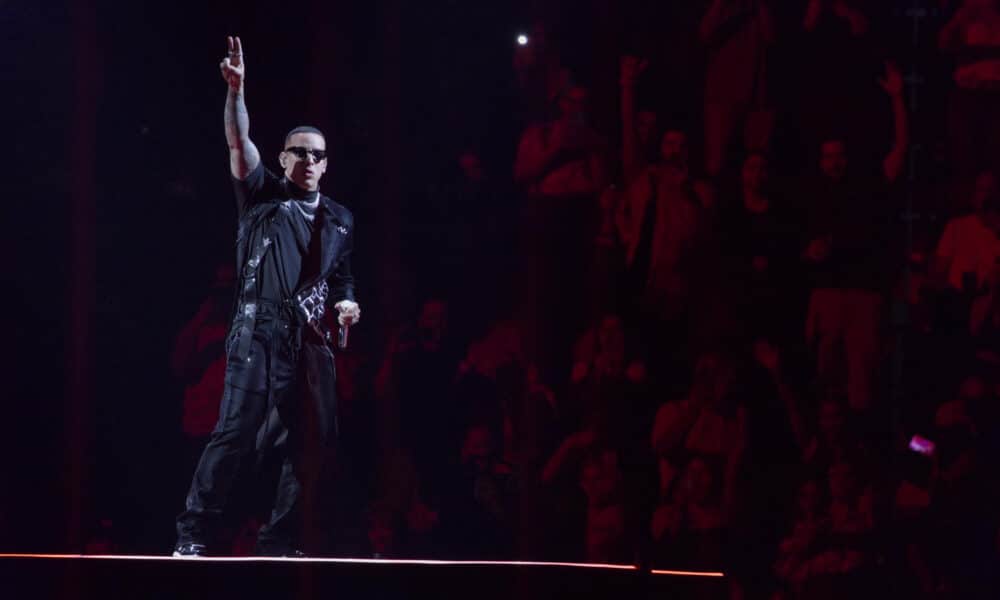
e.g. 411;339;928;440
284;126;326;148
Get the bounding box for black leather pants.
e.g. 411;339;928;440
176;309;336;554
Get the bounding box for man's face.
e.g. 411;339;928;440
819;140;848;181
280;132;327;192
660;130;689;166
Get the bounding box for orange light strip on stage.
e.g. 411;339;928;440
650;569;725;578
0;554;636;570
0;554;725;577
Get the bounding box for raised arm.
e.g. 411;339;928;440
753;340;807;451
756;0;776;44
513;122;571;185
878;61;908;184
938;1;976;52
699;0;730;44
619;55;648;185
541;430;597;484
803;0;823;31
220;36;260;180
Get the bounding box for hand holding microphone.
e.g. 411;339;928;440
333;300;361;349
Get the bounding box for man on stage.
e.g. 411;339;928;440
174;36;361;557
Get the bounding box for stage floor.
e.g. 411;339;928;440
0;554;725;599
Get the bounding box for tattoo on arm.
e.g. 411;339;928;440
225;88;260;179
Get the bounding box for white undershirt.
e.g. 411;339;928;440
284;195;320;222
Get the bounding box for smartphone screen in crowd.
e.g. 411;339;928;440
909;435;936;456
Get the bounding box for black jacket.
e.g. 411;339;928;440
234;167;356;308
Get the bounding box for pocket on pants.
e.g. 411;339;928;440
225;337;269;393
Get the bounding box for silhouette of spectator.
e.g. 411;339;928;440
567;314;650;443
971;269;1000;366
801;394;869;477
567;314;657;556
939;0;1000;181
170;263;236;463
620;2;704;135
512;22;573;122
772;459;879;599
591;183;627;314
898;371;1000;597
800;62;908;412
718;152;804;344
439;424;518;558
796;460;878;599
651;350;747;569
422;150;511;324
619;55;715;205
933;172;1000;292
541;431;630;563
452;319;525;438
514;87;606;200
514;83;608;380
931;171;1000;338
796;0;886;161
616;121;712;366
619;55;657;186
375;299;463;507
699;0;777;177
724;340;809;596
773;478;828;598
650;455;727;570
370;449;442;557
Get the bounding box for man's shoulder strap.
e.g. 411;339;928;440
236;202;280;246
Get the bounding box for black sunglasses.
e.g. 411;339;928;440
284;146;328;161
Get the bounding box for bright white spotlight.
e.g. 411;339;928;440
516;34;528;46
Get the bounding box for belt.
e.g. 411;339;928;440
249;298;300;319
